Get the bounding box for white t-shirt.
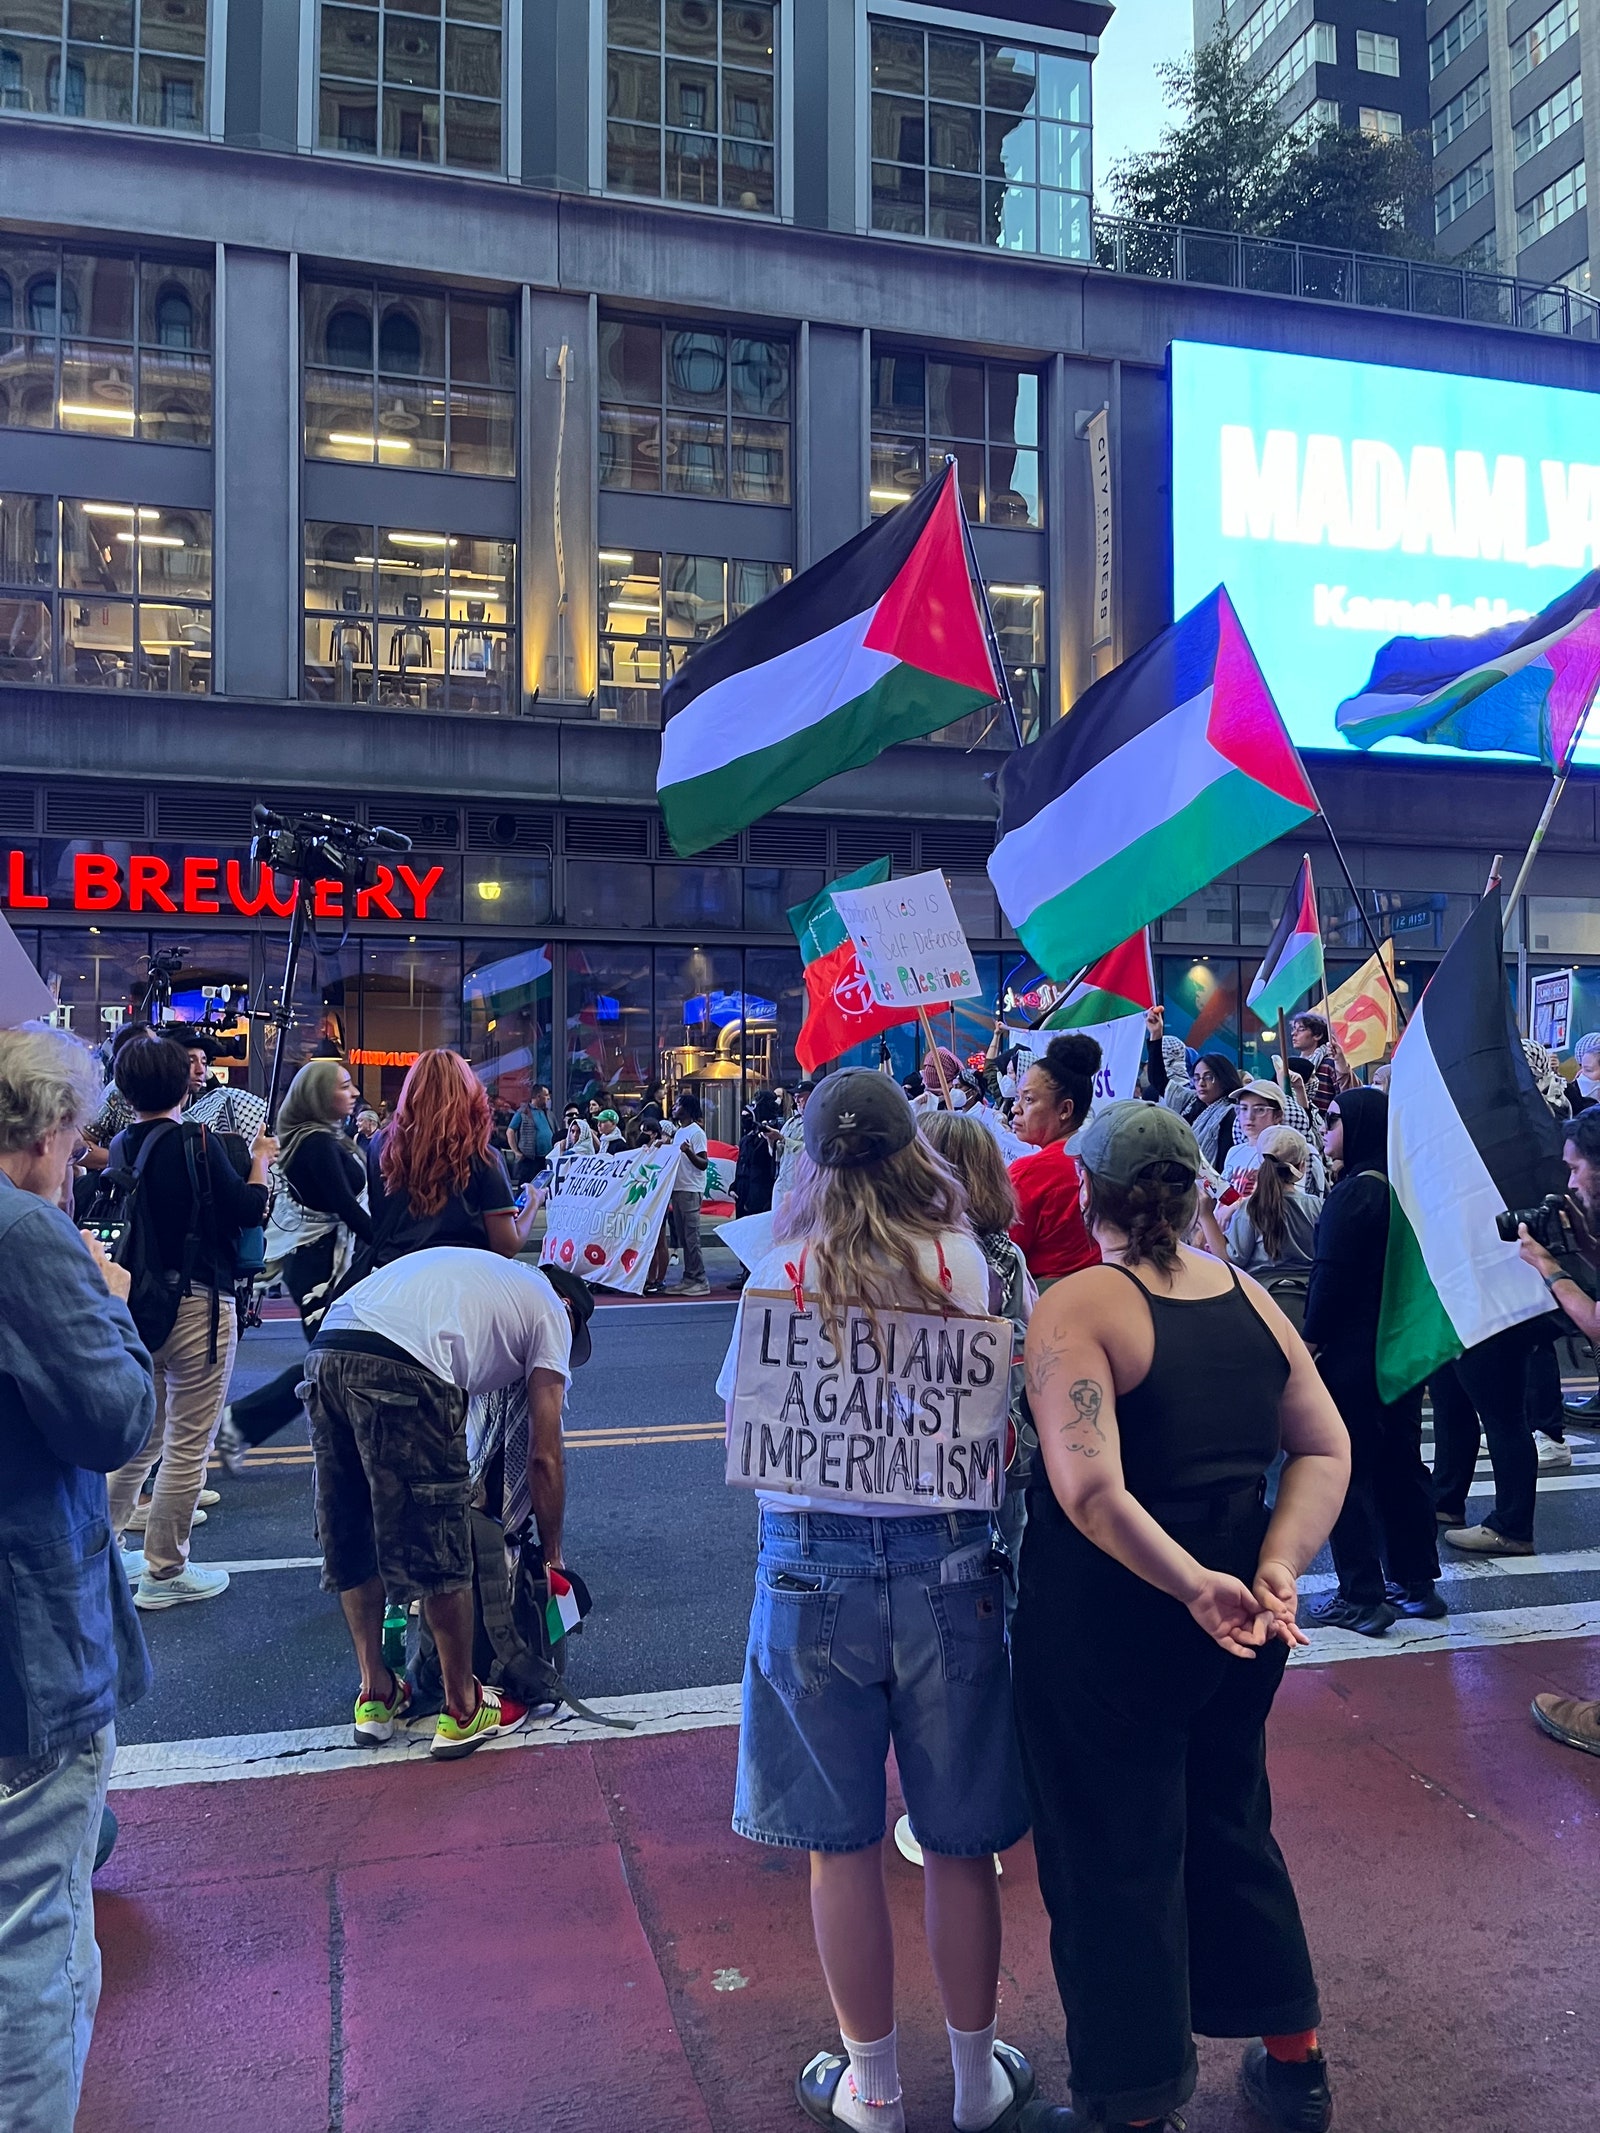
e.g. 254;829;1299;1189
320;1246;572;1394
672;1120;709;1196
1222;1139;1265;1188
716;1227;991;1517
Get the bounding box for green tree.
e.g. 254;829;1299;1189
1107;30;1435;259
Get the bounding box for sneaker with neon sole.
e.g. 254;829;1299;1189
430;1683;528;1760
353;1672;412;1748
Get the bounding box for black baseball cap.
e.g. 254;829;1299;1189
539;1262;595;1367
803;1069;916;1170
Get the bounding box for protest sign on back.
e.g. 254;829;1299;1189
725;1293;1010;1510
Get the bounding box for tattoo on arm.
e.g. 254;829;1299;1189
1058;1377;1107;1458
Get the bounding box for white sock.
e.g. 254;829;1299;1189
949;2018;1011;2132
834;2028;904;2131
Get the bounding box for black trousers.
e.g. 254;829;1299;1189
1525;1316;1564;1440
1430;1323;1537;1543
1320;1367;1438;1605
1012;1492;1320;2124
228;1235;336;1449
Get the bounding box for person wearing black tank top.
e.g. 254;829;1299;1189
1008;1104;1350;2133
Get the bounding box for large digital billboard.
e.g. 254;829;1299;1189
1170;340;1600;768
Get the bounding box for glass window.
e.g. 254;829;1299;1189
345;938;461;1104
1433;71;1488;153
0;0;205;130
744;864;821;931
463;937;553;1106
1159;955;1244;1065
565;858;653;927
318;0;503;172
1158;883;1238;944
464;849;551;925
1429;0;1484;78
1355;29;1399;74
302;520;516;713
870;19;1089;260
1509;0;1577;86
1436;148;1493;231
0;494;211;691
599;316;790;500
1514;74;1581;165
0;242;210;442
566;942;654;1103
655;943;745;1143
597;547;789;724
1517;160;1586;248
606;0;776;215
869;345;1042;526
303;277;513;475
1358;106;1402;140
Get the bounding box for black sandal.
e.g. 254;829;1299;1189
960;2042;1037;2133
797;2051;876;2125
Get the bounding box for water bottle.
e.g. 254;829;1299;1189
381;1601;407;1675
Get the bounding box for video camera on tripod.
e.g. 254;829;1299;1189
250;803;413;1125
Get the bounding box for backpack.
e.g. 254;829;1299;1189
86;1120;188;1352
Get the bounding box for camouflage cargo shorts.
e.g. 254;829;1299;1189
299;1344;471;1602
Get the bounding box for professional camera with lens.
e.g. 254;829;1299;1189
1496;1192;1583;1253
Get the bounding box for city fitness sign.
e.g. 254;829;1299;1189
0;848;445;920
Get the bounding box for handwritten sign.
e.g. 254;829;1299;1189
830;868;982;1011
1008;1014;1146;1107
725;1295;1009;1509
540;1148;676;1294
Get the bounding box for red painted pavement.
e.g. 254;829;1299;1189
84;1638;1600;2133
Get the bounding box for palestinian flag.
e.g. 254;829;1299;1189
1247;856;1323;1025
1039;930;1155;1028
989;587;1317;978
1377;892;1567;1401
788;859;922;1072
1336;569;1600;768
544;1568;583;1645
658;467;1003;856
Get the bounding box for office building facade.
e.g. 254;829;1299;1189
2;0;1600;1129
1197;0;1430;140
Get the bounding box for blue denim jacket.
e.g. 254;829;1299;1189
0;1173;156;1756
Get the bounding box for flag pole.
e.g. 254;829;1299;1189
949;457;1026;751
1302;785;1409;1030
917;1007;953;1103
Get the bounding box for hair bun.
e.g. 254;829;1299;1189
1045;1031;1103;1076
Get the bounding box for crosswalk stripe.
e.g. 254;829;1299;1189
1289;1598;1600;1665
1301;1544;1600;1593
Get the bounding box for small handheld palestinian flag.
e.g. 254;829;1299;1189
1247;857;1324;1027
544;1567;585;1646
1038;930;1155;1028
989;587;1317;978
1377;892;1566;1401
1335;569;1600;768
788;859;923;1072
657;466;1003;857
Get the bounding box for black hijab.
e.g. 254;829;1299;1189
1333;1086;1388;1177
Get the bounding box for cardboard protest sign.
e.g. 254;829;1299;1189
1008;1014;1145;1107
725;1294;1010;1510
539;1146;675;1294
830;867;983;1011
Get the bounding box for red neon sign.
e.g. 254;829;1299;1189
2;849;445;921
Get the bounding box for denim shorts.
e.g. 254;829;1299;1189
733;1509;1030;1857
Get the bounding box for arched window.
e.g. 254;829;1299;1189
324;306;371;366
25;274;57;334
377;308;422;375
154;285;193;349
0;275;12;335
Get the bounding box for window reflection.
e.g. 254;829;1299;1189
318;0;504;172
869;344;1041;525
464;938;553;1107
606;0;776;214
599;316;791;500
0;0;205;130
0;493;211;691
597;547;789;724
303;278;514;476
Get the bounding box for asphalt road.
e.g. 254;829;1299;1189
118;1296;1600;1747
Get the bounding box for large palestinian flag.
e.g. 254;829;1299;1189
1336;569;1600;768
1377;892;1566;1401
658;467;1003;856
788;860;922;1072
1247;856;1323;1026
1038;930;1155;1028
988;587;1317;978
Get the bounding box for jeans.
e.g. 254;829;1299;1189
108;1292;238;1577
1320;1369;1438;1604
1431;1324;1538;1543
0;1726;114;2131
734;1510;1029;1857
670;1191;705;1284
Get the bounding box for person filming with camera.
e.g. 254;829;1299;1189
1513;1112;1600;1757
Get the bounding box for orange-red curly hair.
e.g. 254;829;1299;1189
379;1049;492;1217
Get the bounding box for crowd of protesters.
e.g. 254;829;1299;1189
10;979;1600;2133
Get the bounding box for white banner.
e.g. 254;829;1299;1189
830;867;983;1010
1007;1014;1147;1106
725;1295;1010;1510
1087;405;1114;651
539;1147;676;1294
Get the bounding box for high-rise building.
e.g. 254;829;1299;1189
1426;0;1592;294
1196;0;1431;140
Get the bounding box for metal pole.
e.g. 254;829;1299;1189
263;888;310;1128
1301;780;1409;1029
950;457;1026;750
1504;765;1572;910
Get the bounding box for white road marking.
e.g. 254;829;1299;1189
1288;1599;1600;1665
1301;1544;1600;1592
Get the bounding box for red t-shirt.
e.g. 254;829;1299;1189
1008;1140;1101;1280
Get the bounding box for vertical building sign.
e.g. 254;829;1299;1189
1087;406;1114;651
